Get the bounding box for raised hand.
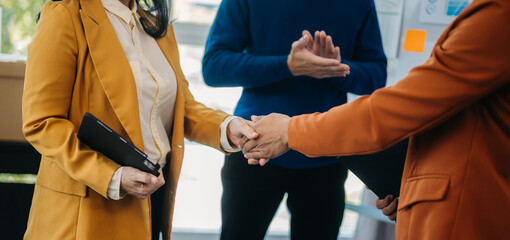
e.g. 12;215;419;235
302;30;341;62
375;194;399;221
241;113;291;166
120;167;165;199
287;33;350;79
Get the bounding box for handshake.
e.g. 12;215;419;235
227;113;292;166
227;29;351;165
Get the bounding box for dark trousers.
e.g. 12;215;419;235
151;161;170;240
220;152;348;240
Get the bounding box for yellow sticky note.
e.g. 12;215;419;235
403;29;427;53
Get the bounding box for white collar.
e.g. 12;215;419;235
101;0;139;24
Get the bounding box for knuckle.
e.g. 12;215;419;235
382;209;389;215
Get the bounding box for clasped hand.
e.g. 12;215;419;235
239;113;292;166
229;115;290;166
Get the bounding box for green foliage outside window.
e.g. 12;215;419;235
0;0;43;55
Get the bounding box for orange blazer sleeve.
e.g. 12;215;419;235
288;1;510;157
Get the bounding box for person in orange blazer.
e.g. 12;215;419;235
241;0;510;239
21;0;258;239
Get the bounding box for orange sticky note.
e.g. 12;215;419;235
402;29;427;53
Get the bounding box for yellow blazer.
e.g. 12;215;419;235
288;0;510;239
22;0;228;239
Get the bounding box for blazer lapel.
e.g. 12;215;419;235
155;26;184;118
79;0;144;149
155;26;186;182
155;26;185;148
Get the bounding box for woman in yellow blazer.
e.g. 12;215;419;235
22;0;256;239
242;0;510;239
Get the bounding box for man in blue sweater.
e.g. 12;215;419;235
202;0;386;239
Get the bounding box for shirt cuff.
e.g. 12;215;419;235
220;116;241;153
107;166;126;200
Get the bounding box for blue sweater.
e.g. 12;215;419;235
203;0;387;169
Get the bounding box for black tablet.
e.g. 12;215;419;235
77;112;160;176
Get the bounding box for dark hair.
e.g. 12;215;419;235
37;0;169;39
136;0;169;39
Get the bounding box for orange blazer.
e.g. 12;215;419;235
22;0;228;239
288;0;510;239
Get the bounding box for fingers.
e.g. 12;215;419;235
340;63;350;74
336;46;342;62
239;136;250;149
325;35;334;56
247;158;269;166
314;31;320;53
247;158;259;165
241;138;258;155
251;115;264;123
291;36;308;51
388;212;397;221
128;166;157;184
387;197;399;221
319;31;327;56
306;58;350;79
259;158;269;166
382;197;398;216
308;53;341;67
239;120;258;140
376;194;394;209
244;150;265;160
375;195;399;222
302;30;314;50
121;167;164;199
227;118;258;147
246;120;255;127
305;30;340;61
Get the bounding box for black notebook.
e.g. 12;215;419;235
339;139;408;199
77;112;160;176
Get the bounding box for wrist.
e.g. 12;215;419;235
287;54;297;76
282;116;290;148
226;121;235;147
222;116;240;152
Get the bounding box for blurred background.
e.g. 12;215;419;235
0;0;468;239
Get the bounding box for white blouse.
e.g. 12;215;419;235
101;0;236;199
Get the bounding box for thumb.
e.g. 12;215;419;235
291;36;307;50
245;120;255;127
302;30;313;49
335;46;341;62
240;122;258;139
251;115;264;123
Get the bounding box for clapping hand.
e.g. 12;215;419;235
287;30;350;79
303;30;341;62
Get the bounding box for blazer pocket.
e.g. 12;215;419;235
398;174;450;211
36;158;87;197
